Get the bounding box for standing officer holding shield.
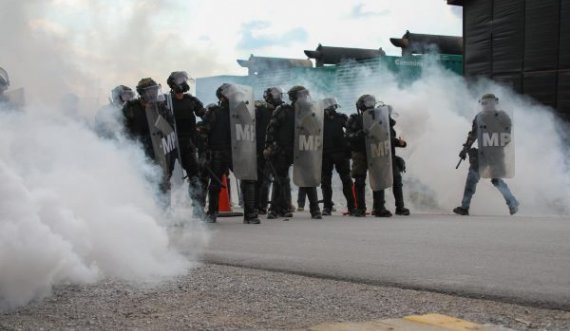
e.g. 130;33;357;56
454;93;519;216
200;83;260;224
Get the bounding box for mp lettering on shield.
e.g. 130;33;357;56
482;132;511;147
161;132;177;155
236;124;254;141
299;135;322;151
370;140;390;158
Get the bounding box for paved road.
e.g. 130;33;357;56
201;213;570;309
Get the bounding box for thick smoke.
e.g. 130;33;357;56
255;58;570;216
338;59;570;216
0;0;213;311
0;108;209;311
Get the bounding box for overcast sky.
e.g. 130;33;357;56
0;0;462;103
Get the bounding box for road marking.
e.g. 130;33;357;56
308;313;509;330
404;314;493;330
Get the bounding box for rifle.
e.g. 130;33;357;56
455;158;464;169
456;145;469;169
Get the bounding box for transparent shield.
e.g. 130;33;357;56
476;108;515;178
363;106;393;190
144;98;180;179
139;84;162;103
225;84;257;180
293;99;324;187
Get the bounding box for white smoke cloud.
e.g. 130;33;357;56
0;0;220;312
344;59;570;216
0;107;208;311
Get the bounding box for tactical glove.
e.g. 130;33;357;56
459;148;467;160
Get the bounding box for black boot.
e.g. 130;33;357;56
204;212;217;223
321;177;333;216
372;190;392;217
268;177;281;219
242;181;260;224
352;209;366;217
307;188;322;219
393;184;410;216
453;206;469;216
255;178;269;215
206;182;220;222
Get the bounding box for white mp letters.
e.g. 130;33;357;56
161;131;177;155
370;140;390;158
299;135;322;151
482;132;511;147
235;124;254;141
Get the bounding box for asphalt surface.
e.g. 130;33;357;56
202;213;570;310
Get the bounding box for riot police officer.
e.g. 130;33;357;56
346;94;409;217
255;87;284;214
321;97;355;216
453;93;519;216
264;85;322;219
166;71;207;216
122;78;178;196
199;83;260;224
111;85;135;107
94;85;134;138
380;106;410;216
0;67;21;111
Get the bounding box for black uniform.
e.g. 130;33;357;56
122;99;156;160
195;119;210;212
265;102;321;218
122;98;176;193
345;111;368;214
200;101;259;223
254;100;277;213
321;108;355;214
170;92;206;213
346;111;407;216
264;103;294;217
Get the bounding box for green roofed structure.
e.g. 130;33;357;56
196;48;463;109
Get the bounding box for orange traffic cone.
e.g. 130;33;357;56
218;175;232;212
218;174;244;217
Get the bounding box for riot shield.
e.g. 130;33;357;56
363;105;393;190
476;109;514;178
141;85;181;181
223;84;257;180
293;99;324;187
164;93;185;186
